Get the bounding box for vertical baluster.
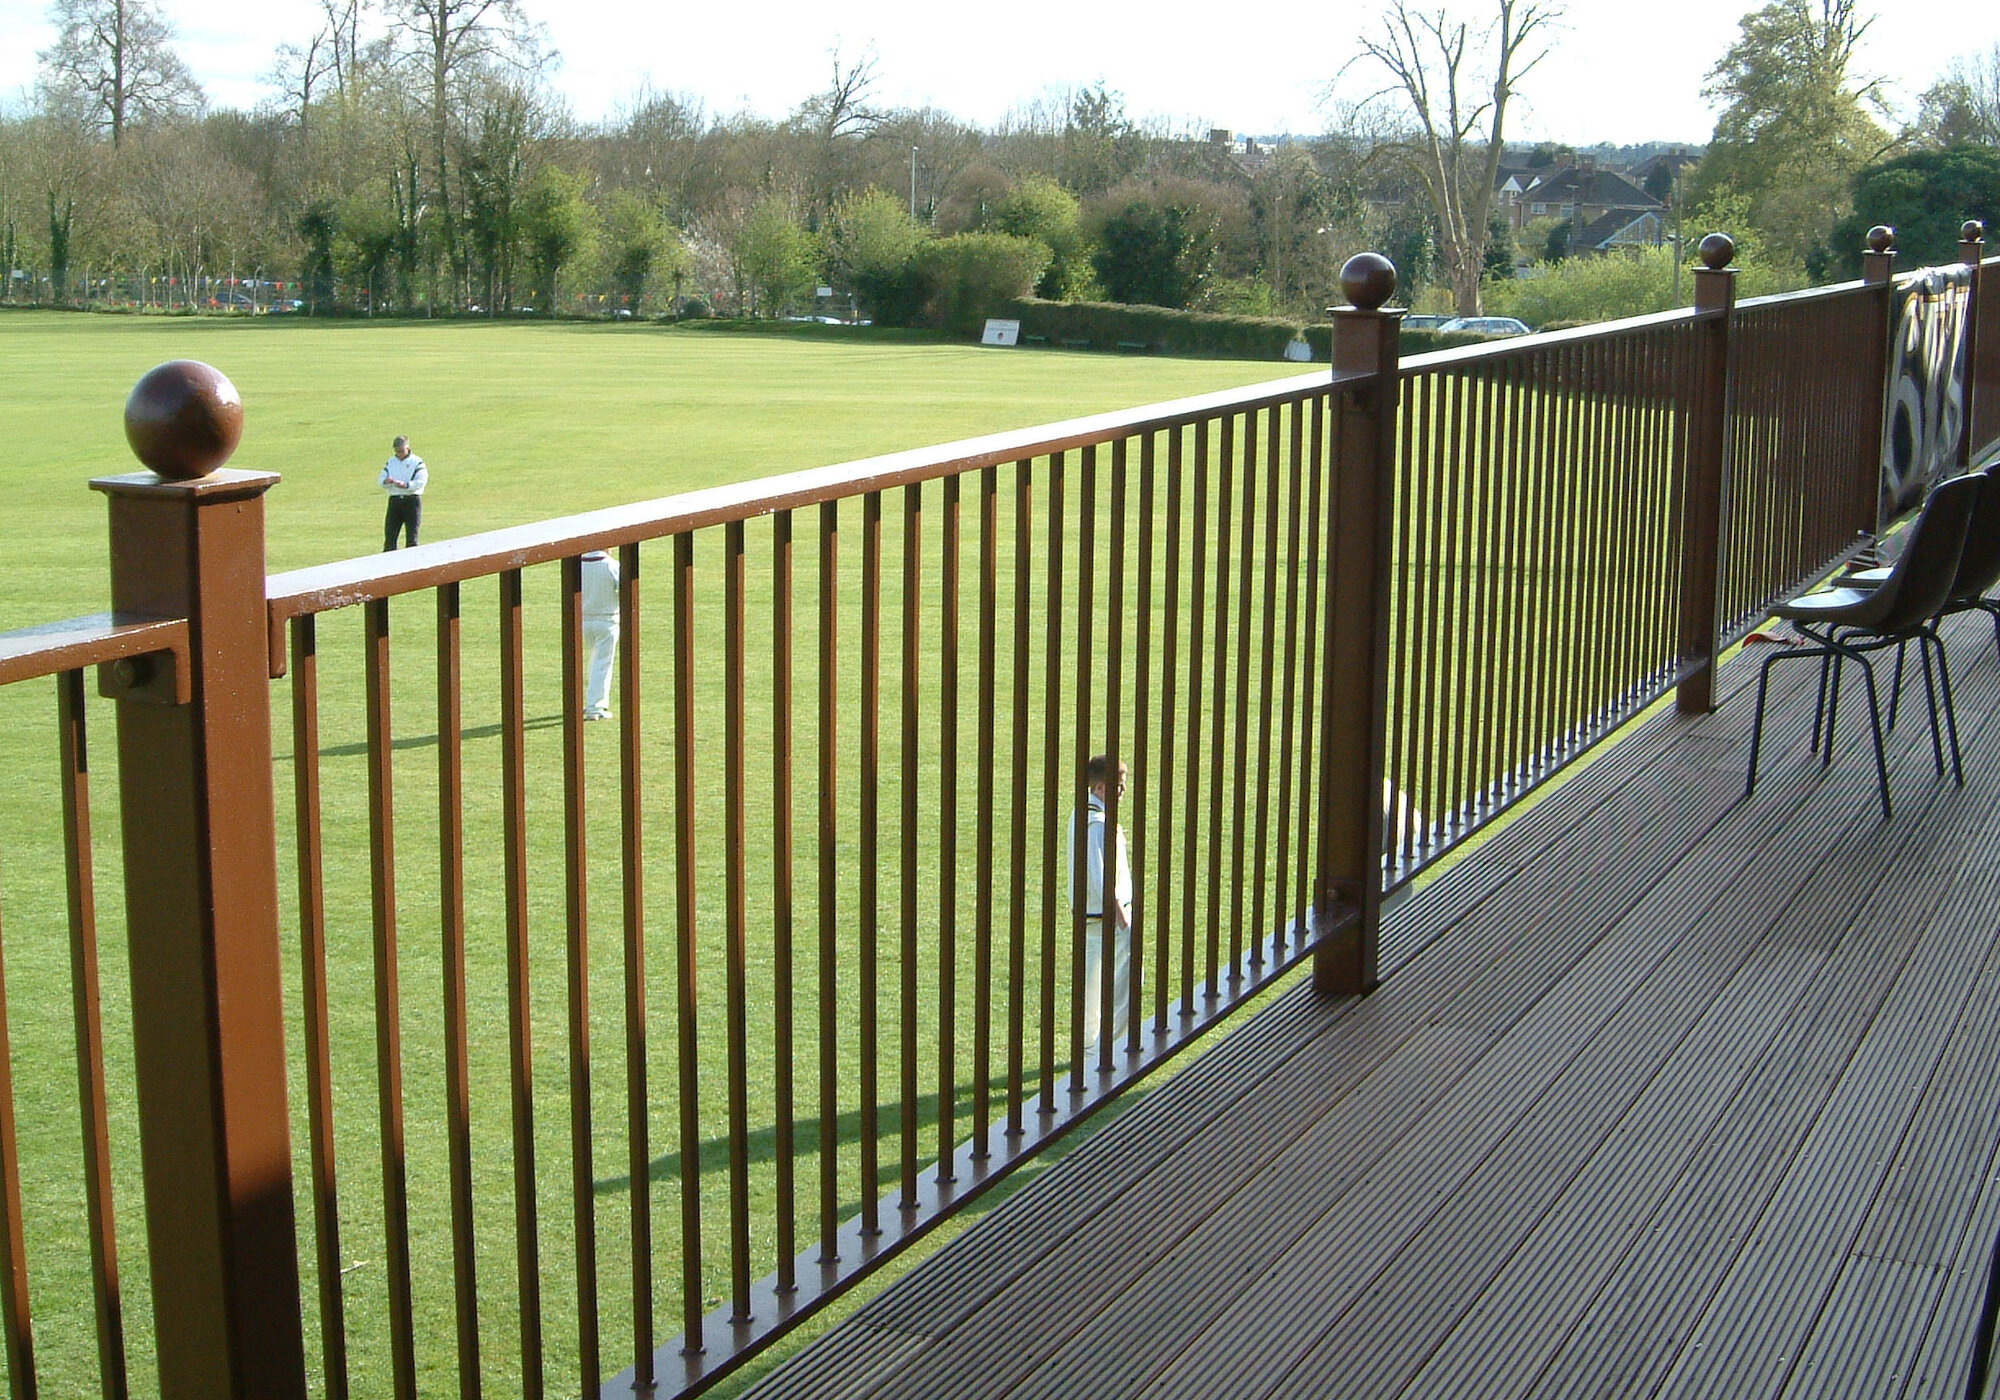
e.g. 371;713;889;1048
1129;435;1154;1048
363;597;417;1400
1295;394;1329;919
722;523;752;1320
1070;446;1095;1091
1008;462;1032;1136
670;533;704;1354
900;484;923;1203
1102;439;1128;1066
1273;402;1305;933
859;493;882;1227
56;665;126;1400
772;515;797;1295
1179;424;1209;1015
938;478;961;1166
0;866;32;1399
436;582;481;1397
1229;410;1257;976
816;504;840;1261
1040;456;1065;1112
559;557;600;1389
1205;417;1234;994
974;468;998;1153
498;569;544;1395
1153;430;1182;1025
1250;406;1282;960
289;617;346;1400
1463;369;1496;815
619;539;654;1382
1388;377;1421;867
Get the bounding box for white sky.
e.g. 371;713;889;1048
0;0;1994;147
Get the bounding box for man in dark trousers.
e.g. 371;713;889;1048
380;435;428;549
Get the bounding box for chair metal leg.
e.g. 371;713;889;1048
1855;653;1893;819
1918;632;1946;777
1746;650;1783;798
1811;650;1834;752
1888;636;1908;731
1930;628;1964;785
1824;651;1845;767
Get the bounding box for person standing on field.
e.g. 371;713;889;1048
580;549;620;721
1068;753;1134;1054
380;435;427;550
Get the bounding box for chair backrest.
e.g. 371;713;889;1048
1947;461;2000;603
1873;472;1983;634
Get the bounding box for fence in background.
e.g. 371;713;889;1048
0;229;1991;1400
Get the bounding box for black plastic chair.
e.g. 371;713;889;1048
1844;462;2000;719
1744;472;1982;818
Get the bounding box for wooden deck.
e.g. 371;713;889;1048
743;616;2000;1399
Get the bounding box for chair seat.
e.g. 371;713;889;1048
1772;585;1893;626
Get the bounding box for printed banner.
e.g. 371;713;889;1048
1881;265;1972;526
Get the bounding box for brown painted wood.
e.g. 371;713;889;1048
499;568;545;1398
435;582;482;1399
58;667;128;1400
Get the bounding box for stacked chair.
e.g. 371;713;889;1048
1743;469;1987;819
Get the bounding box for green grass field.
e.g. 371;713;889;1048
0;311;1317;1398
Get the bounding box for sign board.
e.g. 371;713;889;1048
1283;339;1312;362
981;318;1022;347
816;286;833;298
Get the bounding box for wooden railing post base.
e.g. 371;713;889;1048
94;462;306;1400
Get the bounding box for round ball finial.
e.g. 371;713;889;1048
1339;252;1397;311
123;360;243;480
1964;220;1985;242
1697;233;1735;271
1866;225;1895;254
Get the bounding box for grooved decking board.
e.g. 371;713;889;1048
741;616;2000;1400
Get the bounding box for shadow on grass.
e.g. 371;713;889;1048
595;1065;1135;1198
285;713;567;761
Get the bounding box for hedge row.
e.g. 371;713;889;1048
1000;298;1501;361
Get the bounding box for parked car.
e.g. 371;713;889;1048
1438;315;1532;337
1402;313;1452;331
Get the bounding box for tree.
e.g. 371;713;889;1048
1831;145;2000;275
1687;0;1890;270
824;185;927;320
1348;0;1558;315
1060;83;1143;197
1091;198;1217;308
988;174;1087;298
599;189;677;313
1911;46;2000;149
38;0;202;147
518;163;594;312
731;195;816;317
386;0;532;297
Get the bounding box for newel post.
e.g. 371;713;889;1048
1313;254;1401;997
1961;220;1985;468
93;362;307;1400
1675;233;1738;715
1861;226;1898;534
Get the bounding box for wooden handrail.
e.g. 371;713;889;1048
0;614;189;692
263;367;1365;675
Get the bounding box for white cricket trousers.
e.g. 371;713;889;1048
1081;917;1132;1050
583;615;618;717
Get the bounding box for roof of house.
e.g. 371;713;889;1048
1578;207;1666;249
1523;166;1662;210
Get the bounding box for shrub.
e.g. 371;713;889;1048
1009;298;1308;359
915;234;1050;335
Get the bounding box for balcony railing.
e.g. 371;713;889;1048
0;228;1990;1400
